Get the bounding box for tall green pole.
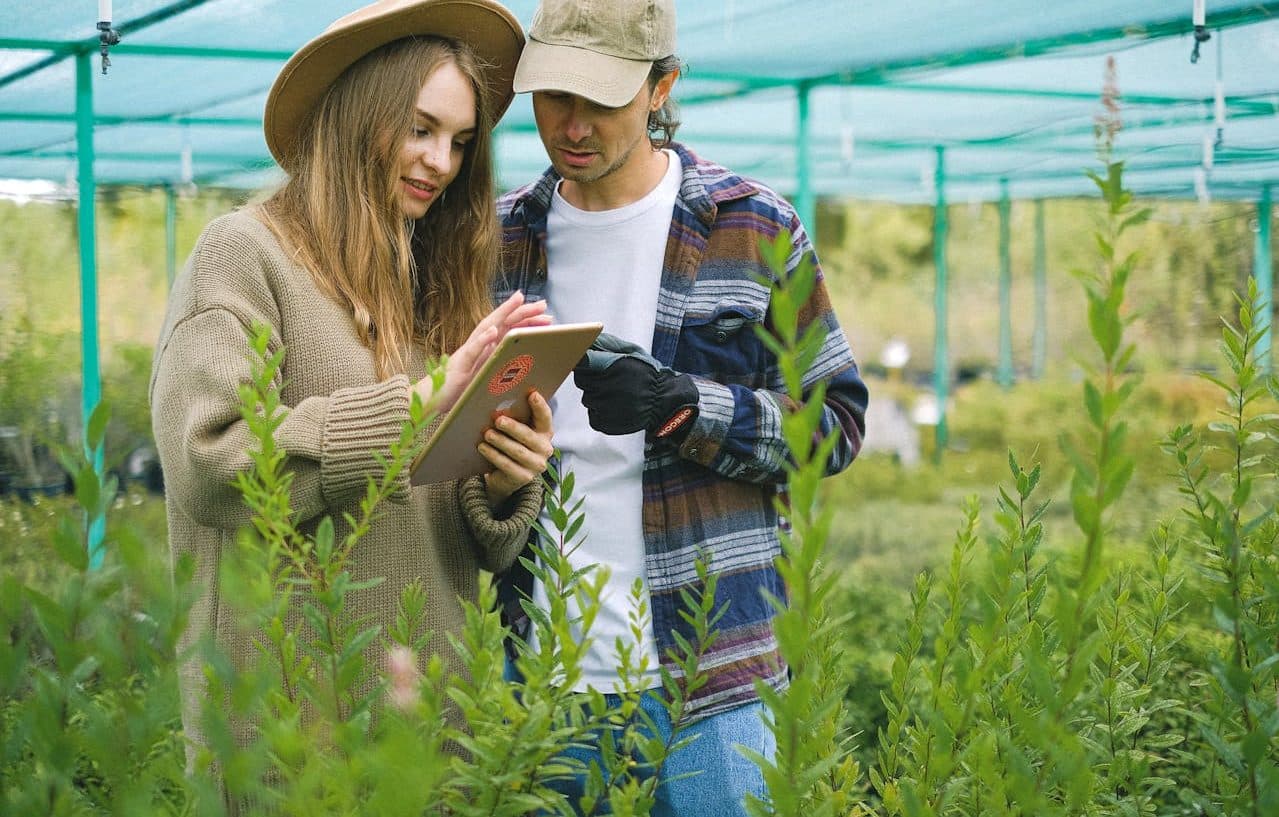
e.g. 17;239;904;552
997;179;1013;388
933;146;949;462
796;80;815;241
492;128;504;193
75;51;104;567
165;185;178;289
1032;199;1047;379
1257;185;1273;372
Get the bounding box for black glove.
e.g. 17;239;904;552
573;333;699;441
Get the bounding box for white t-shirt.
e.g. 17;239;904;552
530;150;682;691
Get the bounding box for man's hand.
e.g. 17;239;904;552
572;333;699;441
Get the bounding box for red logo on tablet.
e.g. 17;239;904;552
488;354;533;395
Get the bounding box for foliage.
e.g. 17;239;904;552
0;317;725;815
1;181;1277;815
861;152;1279;817
0;319;79;492
745;231;864;816
1164;282;1279;816
0;189;249;490
0;402;192;815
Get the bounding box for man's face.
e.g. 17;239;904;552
531;83;653;188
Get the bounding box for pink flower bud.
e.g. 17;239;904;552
386;645;420;711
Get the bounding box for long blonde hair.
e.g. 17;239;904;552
261;36;498;377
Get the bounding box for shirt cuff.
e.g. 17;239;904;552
677;376;733;467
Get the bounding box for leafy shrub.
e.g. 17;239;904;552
859;158;1279;817
0;228;858;816
3;165;1277;816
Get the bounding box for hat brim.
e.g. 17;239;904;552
265;0;523;170
513;38;652;108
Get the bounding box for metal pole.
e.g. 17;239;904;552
997;179;1013;388
76;51;104;568
796;80;815;241
1032;199;1047;379
1257;185;1273;372
491;127;503;193
933;146;949;462
165;184;177;288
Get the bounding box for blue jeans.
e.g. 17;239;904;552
550;690;774;816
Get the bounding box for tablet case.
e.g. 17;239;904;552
410;321;603;485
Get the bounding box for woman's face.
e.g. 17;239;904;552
398;60;477;220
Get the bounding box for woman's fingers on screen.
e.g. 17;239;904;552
501;300;549;332
468;322;500;349
486;291;525;329
511;314;554;331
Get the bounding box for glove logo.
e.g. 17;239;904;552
488;354;534;396
656;407;695;438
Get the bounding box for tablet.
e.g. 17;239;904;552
410;321;603;485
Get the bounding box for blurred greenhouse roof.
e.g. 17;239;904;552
3;1;1275;515
1;0;1276;205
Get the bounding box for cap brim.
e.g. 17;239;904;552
513;39;651;108
265;0;523;170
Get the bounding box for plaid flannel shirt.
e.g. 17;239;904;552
494;142;868;721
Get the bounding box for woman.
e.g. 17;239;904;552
149;0;548;767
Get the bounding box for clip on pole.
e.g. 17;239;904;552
1191;26;1211;63
98;0;120;74
97;21;121;74
1191;0;1211;63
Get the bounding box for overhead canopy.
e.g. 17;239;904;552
1;0;1276;203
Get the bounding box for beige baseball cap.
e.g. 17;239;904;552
513;0;676;108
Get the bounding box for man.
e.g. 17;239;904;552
494;0;868;812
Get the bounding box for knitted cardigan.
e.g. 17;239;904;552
150;209;542;764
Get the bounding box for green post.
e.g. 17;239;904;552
492;128;504;193
1257;185;1273;372
1032;199;1047;379
933;146;949;462
997;179;1013;388
165;185;178;289
75;52;104;567
796;80;815;241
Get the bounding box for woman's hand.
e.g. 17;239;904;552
413;292;551;414
480;390;554;509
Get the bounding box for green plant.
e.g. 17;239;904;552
1;312;732;816
6;179;1279;816
0;402;194;815
1165;283;1279;816
204;323;726;815
496;457;719;817
744;231;865;816
863;140;1195;816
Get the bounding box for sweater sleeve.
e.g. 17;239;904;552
150;213;416;533
457;476;544;574
151;306;415;532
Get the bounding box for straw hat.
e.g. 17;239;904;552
265;0;524;170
